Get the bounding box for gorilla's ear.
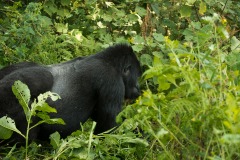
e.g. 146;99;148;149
123;65;131;75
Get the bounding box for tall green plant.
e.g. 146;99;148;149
0;81;64;159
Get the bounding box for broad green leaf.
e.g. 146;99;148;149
0;116;25;139
41;16;53;26
140;54;153;66
55;23;68;34
132;44;144;53
135;6;147;16
186;0;196;5
153;56;162;66
153;33;165;42
162;19;176;29
35;102;57;114
102;14;113;22
43;1;58;16
36;112;51;120
57;9;71;18
158;79;170;91
151;3;160;15
199;2;206;15
50;131;61;149
191;21;201;29
165;74;177;86
143;67;161;79
153;51;164;59
183;29;194;41
231;36;240;51
127;14;138;22
12;80;30;120
60;0;70;6
180;5;192;17
133;35;145;44
115;9;125;17
27;26;35;35
165;39;180;49
0;117;13;139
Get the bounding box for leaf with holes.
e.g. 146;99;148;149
0;116;25;139
12;80;31;120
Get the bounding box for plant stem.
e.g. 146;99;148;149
25;115;32;160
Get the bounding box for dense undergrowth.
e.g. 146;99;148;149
0;0;240;159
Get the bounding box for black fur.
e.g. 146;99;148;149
0;62;38;80
0;44;141;141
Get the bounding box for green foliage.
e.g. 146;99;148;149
0;116;24;139
117;13;240;159
46;122;149;160
0;0;240;159
0;81;63;159
0;2;87;66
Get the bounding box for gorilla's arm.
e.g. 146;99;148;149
91;73;125;134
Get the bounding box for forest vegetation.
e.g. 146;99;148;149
0;0;240;159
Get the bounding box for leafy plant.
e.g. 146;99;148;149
48;122;96;160
117;12;240;158
0;80;64;159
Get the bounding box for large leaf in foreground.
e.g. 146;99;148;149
0;116;25;139
12;80;31;119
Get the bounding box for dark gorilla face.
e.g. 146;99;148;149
122;52;142;100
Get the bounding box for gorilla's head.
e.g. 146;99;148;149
120;46;142;100
97;44;142;100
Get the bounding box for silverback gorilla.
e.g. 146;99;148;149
0;44;141;141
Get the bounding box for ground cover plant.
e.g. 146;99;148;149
0;0;240;159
